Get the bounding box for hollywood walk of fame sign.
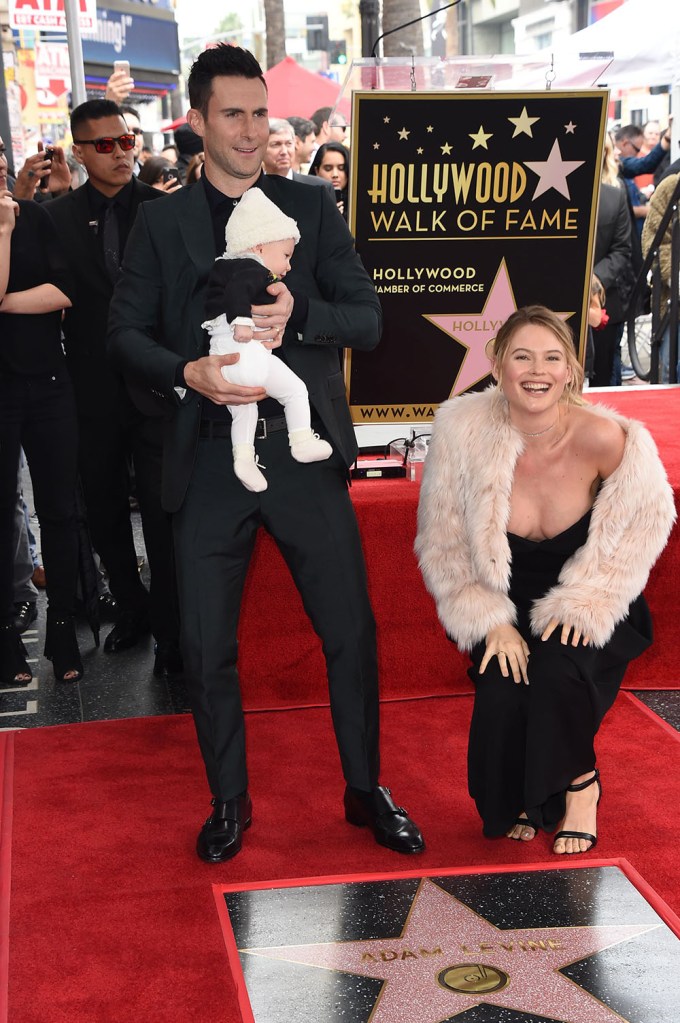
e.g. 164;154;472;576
345;91;608;424
215;864;680;1023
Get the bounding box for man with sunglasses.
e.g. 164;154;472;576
46;100;182;677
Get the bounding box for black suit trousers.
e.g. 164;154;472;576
172;430;380;799
77;409;179;642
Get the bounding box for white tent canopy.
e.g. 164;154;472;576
532;0;680;90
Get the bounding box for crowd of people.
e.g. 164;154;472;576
0;45;676;864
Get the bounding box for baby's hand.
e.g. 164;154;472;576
233;325;254;342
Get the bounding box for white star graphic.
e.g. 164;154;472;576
398;127;410;140
441;142;452;155
508;106;540;138
524;138;585;200
383;116;390;124
469;125;493;149
416;147;423;155
565;121;577;134
426;125;434;133
373;142;380;150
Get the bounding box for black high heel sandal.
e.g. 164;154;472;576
553;768;602;853
44;614;84;683
0;623;33;687
507;815;539;840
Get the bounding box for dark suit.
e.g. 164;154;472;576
292;170;334;192
45;179;179;643
108;175;383;799
592;182;634;386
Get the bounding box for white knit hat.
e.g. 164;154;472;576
225;188;300;256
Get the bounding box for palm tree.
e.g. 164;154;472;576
264;0;286;69
382;0;425;58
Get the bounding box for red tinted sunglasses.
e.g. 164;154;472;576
72;134;136;154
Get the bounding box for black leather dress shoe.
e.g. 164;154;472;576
103;612;150;653
153;642;184;678
344;785;425;854
14;601;38;634
197;793;252;863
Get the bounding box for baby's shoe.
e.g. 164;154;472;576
289;429;333;464
233;444;267;492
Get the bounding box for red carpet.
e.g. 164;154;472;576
3;691;679;1022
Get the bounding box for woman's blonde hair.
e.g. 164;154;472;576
601;133;621;188
488;305;585;405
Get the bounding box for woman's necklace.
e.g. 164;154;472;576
518;419;558;438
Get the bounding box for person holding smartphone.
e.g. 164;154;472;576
138;156;182;193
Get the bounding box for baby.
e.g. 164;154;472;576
202;187;332;492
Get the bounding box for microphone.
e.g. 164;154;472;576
370;0;462;59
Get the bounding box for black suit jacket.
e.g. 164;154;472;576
45;177;164;417
292;170;334;193
594;183;634;324
107;174;382;512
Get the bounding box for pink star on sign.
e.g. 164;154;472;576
425;260;517;397
240;878;657;1023
524;138;585;200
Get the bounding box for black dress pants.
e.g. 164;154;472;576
0;367;78;624
173;430;380;800
77;408;179;644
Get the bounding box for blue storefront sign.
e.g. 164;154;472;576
82;7;180;74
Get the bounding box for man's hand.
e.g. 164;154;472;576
251;280;293;347
153;177;182;194
183;354;266;404
105;69;135;104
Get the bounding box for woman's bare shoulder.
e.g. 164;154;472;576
569;404;626;476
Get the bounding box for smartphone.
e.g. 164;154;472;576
113;60;130;77
162;167;180;184
41;145;55;190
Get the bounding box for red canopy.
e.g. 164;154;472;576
161;55;348;132
263;55;349;119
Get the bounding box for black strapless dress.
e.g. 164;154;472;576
467;510;652;837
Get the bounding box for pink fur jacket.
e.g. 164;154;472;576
415;387;676;650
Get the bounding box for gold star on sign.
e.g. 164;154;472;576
383;116;390;124
373;142;380;150
508;106;540;138
398;127;410;140
441;142;452;155
469;125;493;150
565;121;577;134
426;125;434;133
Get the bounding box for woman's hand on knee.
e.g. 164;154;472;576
541;619;591;647
480;625;530;685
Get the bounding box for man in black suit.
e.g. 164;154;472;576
108;45;424;863
46;100;181;674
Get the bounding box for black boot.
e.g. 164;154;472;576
44;612;83;683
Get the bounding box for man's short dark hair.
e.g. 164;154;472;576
309;107;332;134
615;123;644;144
287;116;315;140
70;99;122;137
188;44;266;116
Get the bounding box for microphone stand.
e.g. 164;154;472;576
370;0;463;60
